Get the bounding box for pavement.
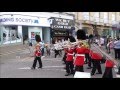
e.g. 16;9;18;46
0;44;120;78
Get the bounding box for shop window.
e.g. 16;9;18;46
2;26;22;45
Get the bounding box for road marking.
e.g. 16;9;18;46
43;66;65;68
19;67;31;69
44;69;66;71
43;59;62;61
18;66;65;70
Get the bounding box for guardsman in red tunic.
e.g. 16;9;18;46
90;50;102;75
102;60;115;78
31;44;42;69
65;45;75;76
74;42;86;72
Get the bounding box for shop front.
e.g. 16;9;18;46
49;17;74;42
0;14;50;46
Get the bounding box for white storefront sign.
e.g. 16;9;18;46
0;15;50;27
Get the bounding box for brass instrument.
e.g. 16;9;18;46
51;39;89;51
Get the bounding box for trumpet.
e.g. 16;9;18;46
61;40;89;48
52;40;89;50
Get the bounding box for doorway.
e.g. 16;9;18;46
22;26;28;44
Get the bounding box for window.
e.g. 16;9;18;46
82;12;89;20
2;26;22;45
112;14;115;21
112;13;115;24
94;12;99;22
104;12;108;23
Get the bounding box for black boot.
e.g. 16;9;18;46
65;73;70;76
31;67;35;70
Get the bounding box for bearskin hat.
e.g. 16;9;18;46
77;29;86;40
69;36;76;42
35;35;41;42
89;34;94;39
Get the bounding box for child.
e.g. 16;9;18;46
31;44;42;69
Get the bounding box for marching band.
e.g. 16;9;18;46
32;30;119;78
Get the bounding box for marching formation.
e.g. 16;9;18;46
30;29;119;78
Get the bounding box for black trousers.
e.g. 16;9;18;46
62;53;67;63
88;56;92;67
85;53;89;63
91;60;102;74
114;49;120;59
32;57;42;68
66;61;74;73
75;66;84;72
102;67;113;78
55;50;61;58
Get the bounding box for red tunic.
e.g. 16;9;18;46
85;48;90;54
89;50;93;57
66;48;74;61
90;50;102;60
74;46;86;66
34;50;41;57
105;60;115;68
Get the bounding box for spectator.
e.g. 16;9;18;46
100;37;105;46
45;42;51;56
40;41;45;56
114;37;120;60
107;38;113;54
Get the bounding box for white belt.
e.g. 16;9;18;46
75;54;85;56
74;54;85;61
67;53;74;56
